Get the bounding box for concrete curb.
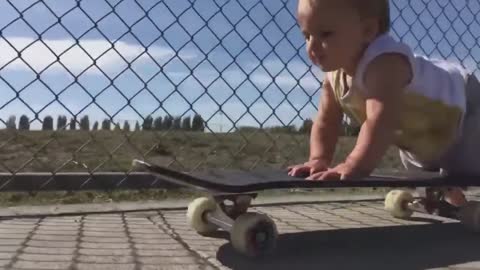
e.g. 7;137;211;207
1;190;479;218
0;193;388;218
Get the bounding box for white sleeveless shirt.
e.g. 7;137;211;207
326;33;469;165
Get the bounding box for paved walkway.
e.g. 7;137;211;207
0;194;479;270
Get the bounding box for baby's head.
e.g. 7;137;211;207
297;0;390;74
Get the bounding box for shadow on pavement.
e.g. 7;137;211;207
216;223;480;270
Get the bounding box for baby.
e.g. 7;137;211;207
288;0;480;206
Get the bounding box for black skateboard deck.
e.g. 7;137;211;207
132;159;480;194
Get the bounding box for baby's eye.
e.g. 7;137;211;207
319;31;333;38
303;33;311;41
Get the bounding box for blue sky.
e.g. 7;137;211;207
0;0;479;132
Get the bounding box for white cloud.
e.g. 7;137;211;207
240;59;323;92
0;37;198;75
248;73;321;92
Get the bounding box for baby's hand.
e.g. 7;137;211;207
306;162;368;181
287;159;329;178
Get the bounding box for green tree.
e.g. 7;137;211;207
299;118;313;134
57;115;67;130
163;115;173;130
123;120;130;132
19;115;30;130
182;116;191;130
6;115;16;129
102;119;111;130
42;115;54;130
113;122;121;131
79;115;90;131
69;117;76;130
153;116;162;130
173;116;182;130
192;114;205;132
142;116;153;130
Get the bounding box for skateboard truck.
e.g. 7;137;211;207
384;188;480;230
186;195;278;258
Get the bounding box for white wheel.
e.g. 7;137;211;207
384;190;414;218
459;201;480;232
187;197;217;234
230;213;278;257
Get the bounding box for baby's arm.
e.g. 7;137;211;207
288;76;343;177
345;53;412;174
309;77;344;164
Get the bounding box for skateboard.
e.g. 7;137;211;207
132;159;480;258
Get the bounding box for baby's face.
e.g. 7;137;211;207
297;0;373;73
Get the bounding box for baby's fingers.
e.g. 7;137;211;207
289;166;308;176
319;170;341;181
288;166;310;177
306;171;326;181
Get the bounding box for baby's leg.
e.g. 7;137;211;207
399;151;467;206
437;74;480;206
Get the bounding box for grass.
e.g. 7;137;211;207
0;129;405;206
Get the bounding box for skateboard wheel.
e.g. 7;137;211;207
187;197;217;234
230;213;278;257
384;190;414;218
459;201;480;232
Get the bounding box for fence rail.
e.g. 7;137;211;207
0;0;479;191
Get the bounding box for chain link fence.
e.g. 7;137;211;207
0;0;479;191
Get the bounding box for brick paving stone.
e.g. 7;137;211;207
133;243;186;250
22;247;75;255
78;248;132;256
0;225;34;231
80;242;131;249
0;219;39;225
77;255;136;264
0;260;9;267
30;234;78;242
76;263;136;270
0;253;15;260
12;260;71;269
130;233;172;240
0;229;31;234
135;249;191;257
0;234;28;240
26;240;77;248
137;256;197;265
80;227;126;232
83;223;124;228
81;237;129;243
18;253;74;262
35;229;79;235
0;246;20;253
131;238;180;245
0;239;26;246
127;228;163;234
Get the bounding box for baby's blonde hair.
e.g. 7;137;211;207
348;0;391;34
